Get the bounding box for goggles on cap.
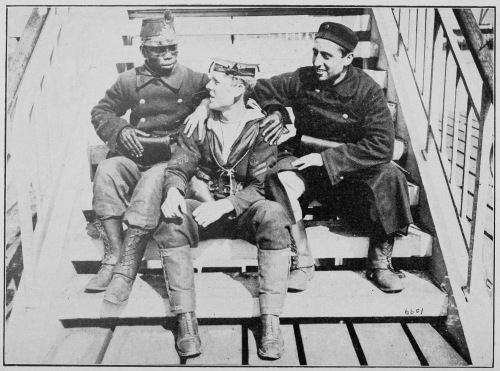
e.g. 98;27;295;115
209;59;259;77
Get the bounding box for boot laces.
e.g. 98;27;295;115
94;220;113;262
289;233;299;270
382;240;405;278
180;313;196;336
263;316;279;339
120;229;149;269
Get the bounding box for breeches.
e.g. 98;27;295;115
153;199;292;251
92;156;169;230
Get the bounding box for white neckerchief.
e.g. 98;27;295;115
209;103;265;163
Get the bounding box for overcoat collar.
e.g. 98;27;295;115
136;62;185;90
319;65;359;98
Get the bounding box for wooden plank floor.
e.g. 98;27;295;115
46;321;467;366
56;270;448;321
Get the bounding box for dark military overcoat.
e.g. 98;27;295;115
254;65;412;234
91;62;209;153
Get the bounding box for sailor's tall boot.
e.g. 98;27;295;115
288;220;315;292
366;234;405;293
103;227;150;304
258;248;290;360
160;245;201;358
85;218;123;292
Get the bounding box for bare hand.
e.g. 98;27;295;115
192;199;234;227
292;153;324;170
161;188;187;219
184;98;210;140
260;111;285;145
119;127;144;157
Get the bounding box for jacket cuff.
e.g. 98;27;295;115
108;121;130;152
226;195;244;217
164;175;187;196
321;148;344;186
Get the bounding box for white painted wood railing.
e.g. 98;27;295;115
7;7;101;304
391;8;494;297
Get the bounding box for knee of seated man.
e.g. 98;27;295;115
95;157;135;181
277;171;305;200
378;162;407;182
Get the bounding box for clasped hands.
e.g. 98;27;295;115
161;188;234;227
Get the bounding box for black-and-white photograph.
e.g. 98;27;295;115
3;2;496;367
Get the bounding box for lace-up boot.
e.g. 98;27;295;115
85;218;123;292
258;314;284;359
176;312;202;357
288;220;315;292
104;227;150;304
366;234;405;293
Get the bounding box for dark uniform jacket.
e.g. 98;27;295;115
164;108;277;217
91;63;209;153
254;65;394;187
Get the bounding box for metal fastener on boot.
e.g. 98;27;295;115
104;227;150;304
85;218;123;292
176;312;202;357
288;220;315;292
258;314;284;359
366;234;405;293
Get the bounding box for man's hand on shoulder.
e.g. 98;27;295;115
292;153;324;170
119;127;145;157
192;199;234;228
162;188;187;219
184;98;210;141
260;111;289;145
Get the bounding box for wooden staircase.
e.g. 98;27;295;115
6;6;485;366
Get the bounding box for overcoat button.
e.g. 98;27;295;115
140;118;146;123
342;113;348;119
178;99;183;104
315;89;320;93
139;99;145;104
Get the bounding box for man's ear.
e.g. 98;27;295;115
140;45;147;58
344;52;354;66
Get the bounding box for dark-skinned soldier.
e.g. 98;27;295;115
87;11;209;305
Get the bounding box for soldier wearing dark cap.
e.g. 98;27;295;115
86;11;210;302
253;22;413;293
155;59;291;359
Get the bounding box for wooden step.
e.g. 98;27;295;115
71;221;432;271
56;271;447;322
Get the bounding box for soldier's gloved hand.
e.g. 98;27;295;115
260;111;289;145
162;188;187;219
184;98;210;141
192;199;234;228
119;127;145;157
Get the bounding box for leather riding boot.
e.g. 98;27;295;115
288;220;315;292
159;245;199;357
176;312;202;358
259;314;284;359
104;227;150;304
85;218;123;292
366;234;405;293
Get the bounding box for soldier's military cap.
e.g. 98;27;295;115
140;10;177;46
315;22;359;52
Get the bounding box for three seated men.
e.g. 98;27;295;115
89;11;412;360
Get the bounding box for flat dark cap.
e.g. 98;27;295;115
315;22;359;52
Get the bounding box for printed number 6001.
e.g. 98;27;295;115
405;308;423;315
